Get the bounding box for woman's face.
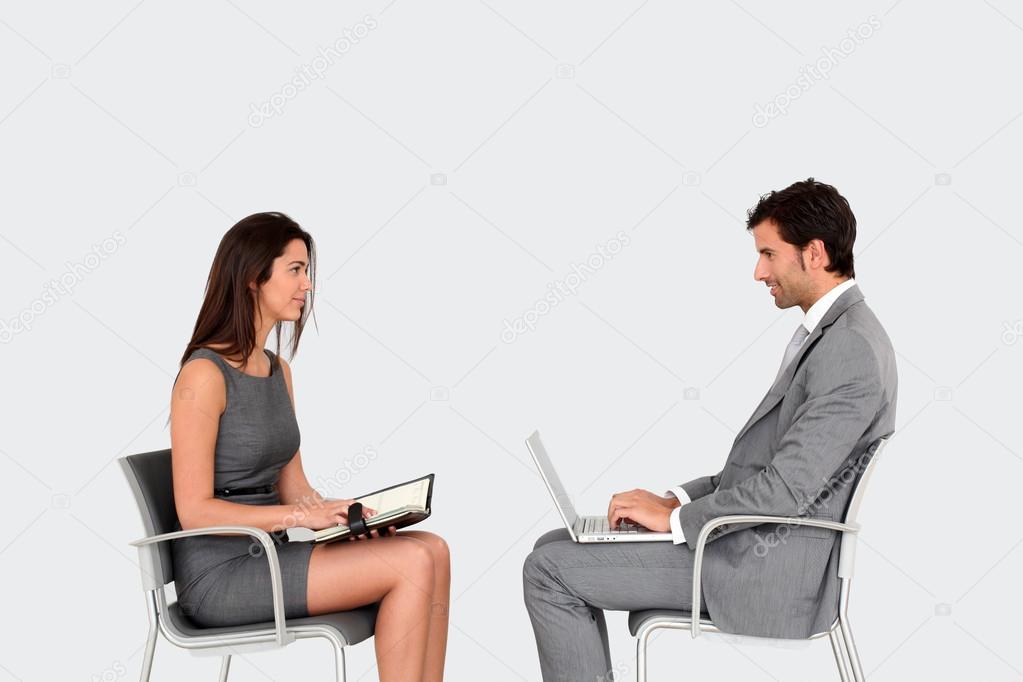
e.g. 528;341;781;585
255;238;311;324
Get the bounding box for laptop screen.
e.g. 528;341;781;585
526;431;579;528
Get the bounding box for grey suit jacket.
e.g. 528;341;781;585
677;284;897;638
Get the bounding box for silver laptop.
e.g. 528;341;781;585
526;430;673;543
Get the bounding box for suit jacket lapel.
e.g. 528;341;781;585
732;285;865;445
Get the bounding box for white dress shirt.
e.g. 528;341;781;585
663;278;857;544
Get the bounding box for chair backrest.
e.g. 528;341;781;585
836;436;888;580
119;449;178;589
842;436;888;525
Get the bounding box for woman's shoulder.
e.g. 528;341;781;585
186;346;219;360
172;353;227;411
181;348;227;372
175;350;226;389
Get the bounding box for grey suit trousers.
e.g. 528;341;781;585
523;528;706;682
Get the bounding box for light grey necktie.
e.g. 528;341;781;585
775;324;810;381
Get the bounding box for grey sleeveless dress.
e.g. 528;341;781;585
170;347;315;627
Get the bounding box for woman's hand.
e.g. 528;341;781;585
347;507;399;542
300;499;359;530
298;499;398;540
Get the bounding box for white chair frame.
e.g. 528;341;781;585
633;437;888;682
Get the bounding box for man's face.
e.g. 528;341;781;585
751;219;812;311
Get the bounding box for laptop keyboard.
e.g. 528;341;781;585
582;516;639;534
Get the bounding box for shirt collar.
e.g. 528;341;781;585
802;278;857;336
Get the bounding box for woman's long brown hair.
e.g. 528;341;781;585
178;211;317;375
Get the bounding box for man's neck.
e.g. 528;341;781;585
800;276;851;313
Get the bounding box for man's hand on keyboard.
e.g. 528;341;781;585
607;488;674;532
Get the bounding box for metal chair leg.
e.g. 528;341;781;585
839;618;865;682
139;628;157;682
828;627;852;682
218;655;231;682
635;633;646;682
333;640;347;682
139;594;158;682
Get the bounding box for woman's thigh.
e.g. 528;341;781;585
306;535;434;615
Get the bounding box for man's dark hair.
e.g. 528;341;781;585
746;177;856;278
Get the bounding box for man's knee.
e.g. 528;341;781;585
522;538;568;600
524;530;570;599
532;527;571;550
522;546;550;589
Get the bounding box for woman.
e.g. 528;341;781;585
169;212;449;682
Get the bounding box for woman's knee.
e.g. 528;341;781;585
424;532;450;568
397;537;436;590
405;531;450;569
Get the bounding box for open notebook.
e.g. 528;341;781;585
288;474;434;544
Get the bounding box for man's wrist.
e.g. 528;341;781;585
668;505;687;545
664;486;691;508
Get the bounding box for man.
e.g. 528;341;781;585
523;178;897;681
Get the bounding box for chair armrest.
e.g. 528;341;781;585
130;526;291;648
690;515;859;638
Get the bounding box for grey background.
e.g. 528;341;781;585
1;1;1021;680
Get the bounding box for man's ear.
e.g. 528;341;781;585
809;239;830;269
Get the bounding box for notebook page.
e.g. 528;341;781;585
356;478;429;513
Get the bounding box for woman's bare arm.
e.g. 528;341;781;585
170;358;320;532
